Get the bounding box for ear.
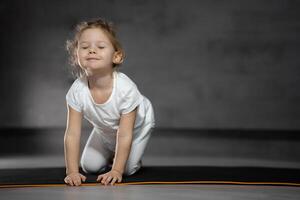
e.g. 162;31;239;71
113;51;124;65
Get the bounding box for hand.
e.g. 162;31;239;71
97;169;122;186
64;172;86;186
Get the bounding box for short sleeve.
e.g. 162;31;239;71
66;81;83;113
119;85;144;115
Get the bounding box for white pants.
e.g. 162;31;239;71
80;126;152;176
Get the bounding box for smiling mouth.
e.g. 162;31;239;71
86;58;100;61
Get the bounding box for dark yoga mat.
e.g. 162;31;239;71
0;166;300;186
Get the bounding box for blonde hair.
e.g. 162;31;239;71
66;18;125;78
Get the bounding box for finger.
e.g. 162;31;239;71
68;179;74;186
65;179;71;186
97;175;104;182
74;178;81;186
80;174;86;182
72;177;78;185
74;181;79;186
105;176;113;185
101;175;108;184
72;177;80;186
71;176;79;186
117;176;122;183
65;177;73;186
111;177;118;185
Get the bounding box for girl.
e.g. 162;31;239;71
63;18;155;186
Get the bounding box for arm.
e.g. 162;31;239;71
112;107;137;174
97;107;137;185
64;105;86;186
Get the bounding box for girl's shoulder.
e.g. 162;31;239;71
68;77;86;94
116;71;138;91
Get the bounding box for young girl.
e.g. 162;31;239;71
63;18;155;186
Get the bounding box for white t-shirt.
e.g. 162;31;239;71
66;71;155;141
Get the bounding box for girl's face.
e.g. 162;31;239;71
76;28;119;74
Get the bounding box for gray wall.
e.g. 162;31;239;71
0;0;299;129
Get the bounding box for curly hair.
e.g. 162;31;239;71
66;18;125;78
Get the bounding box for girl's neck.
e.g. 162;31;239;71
87;68;115;90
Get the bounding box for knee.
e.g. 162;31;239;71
80;148;107;174
123;161;142;176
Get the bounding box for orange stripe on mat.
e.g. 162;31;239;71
0;181;300;188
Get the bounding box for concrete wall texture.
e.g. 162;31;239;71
0;0;299;129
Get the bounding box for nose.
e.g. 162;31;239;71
88;47;96;54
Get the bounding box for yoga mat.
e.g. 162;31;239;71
0;166;300;188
